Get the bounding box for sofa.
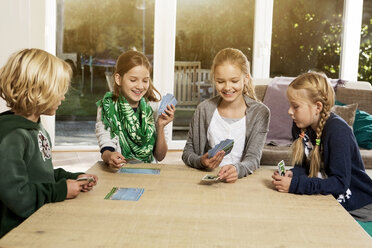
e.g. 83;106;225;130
253;78;372;169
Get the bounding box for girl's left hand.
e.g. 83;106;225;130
218;165;238;183
157;104;175;128
77;174;98;192
271;174;291;193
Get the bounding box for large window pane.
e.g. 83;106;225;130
173;0;255;140
271;0;344;78
56;0;154;146
359;1;372;85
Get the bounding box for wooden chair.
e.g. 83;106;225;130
174;61;201;110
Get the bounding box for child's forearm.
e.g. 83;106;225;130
154;125;167;161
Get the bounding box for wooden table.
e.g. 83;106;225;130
1;163;371;247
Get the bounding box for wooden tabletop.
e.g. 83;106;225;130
1;162;371;247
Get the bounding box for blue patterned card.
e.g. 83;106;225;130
104;187;144;201
117;168;160;174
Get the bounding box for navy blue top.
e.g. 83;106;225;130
289;113;372;212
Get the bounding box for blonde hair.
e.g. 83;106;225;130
113;50;160;102
211;48;258;101
0;48;71;116
289;72;335;177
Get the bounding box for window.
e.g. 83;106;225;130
359;1;372;84
270;0;344;78
172;0;255;140
56;0;155;146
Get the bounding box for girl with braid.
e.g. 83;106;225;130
96;51;175;168
272;72;372;236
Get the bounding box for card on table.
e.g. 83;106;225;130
104;187;144;201
208;139;234;158
158;93;177;115
201;174;220;182
277;160;286;176
117;167;160;174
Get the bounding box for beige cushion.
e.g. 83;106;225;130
336;87;372;114
331;103;358;127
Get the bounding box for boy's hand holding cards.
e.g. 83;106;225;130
277;160;286;176
208;139;234;158
158;93;177;116
77;176;95;183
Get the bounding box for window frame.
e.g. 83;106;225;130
49;0;364;150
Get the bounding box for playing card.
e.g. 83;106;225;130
208;139;234;158
158;93;177;115
126;158;143;164
104;187;144;201
277;160;286;176
201;174;220;182
77;176;95;183
117;168;160;174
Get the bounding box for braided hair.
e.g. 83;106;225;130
288;72;335;177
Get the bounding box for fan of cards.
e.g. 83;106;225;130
208;139;234;158
277;160;286;176
158;93;177;116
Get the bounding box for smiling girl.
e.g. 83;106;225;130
96;50;175;167
182;48;270;183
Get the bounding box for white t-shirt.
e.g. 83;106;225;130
207;109;246;167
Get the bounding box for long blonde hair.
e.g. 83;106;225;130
211;48;258;101
0;48;71;116
112;50;160;102
289;72;335;177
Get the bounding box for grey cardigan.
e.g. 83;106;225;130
182;95;270;178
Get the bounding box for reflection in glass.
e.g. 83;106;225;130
359;1;372;85
173;0;255;140
56;0;154;146
271;0;343;78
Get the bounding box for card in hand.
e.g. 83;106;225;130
207;139;234;158
158;93;177;115
126;158;143;164
77;176;95;183
201;174;220;182
277;160;286;176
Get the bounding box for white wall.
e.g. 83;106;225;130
0;0;56;143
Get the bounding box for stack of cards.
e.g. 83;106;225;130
207;139;234;158
158;93;177;115
277;160;286;176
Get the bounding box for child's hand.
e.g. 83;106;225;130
157;104;175;129
200;150;225;169
102;150;126;168
66;179;87;199
218;165;238;183
77;174;98;192
271;174;292;193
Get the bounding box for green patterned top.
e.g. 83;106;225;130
96;92;156;162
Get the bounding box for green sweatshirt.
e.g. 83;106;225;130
0;111;82;238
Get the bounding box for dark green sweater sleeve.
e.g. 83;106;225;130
0;131;67;219
54;168;83;181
